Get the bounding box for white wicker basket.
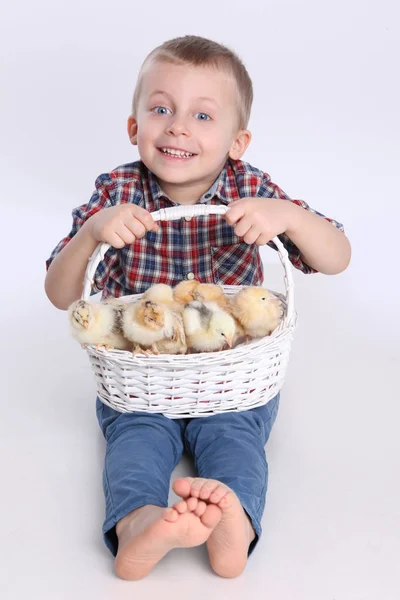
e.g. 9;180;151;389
81;205;297;418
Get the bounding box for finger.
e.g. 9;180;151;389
122;217;147;239
106;231;127;249
131;206;160;232
115;223;137;244
224;204;246;226
243;225;262;245
232;214;255;238
255;233;271;246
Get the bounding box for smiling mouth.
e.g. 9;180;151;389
158;147;197;159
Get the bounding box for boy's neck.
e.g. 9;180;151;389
156;180;210;205
156;173;222;205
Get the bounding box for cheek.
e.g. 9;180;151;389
201;123;235;152
204;135;232;158
137;117;158;143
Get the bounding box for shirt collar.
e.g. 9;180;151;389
146;160;232;206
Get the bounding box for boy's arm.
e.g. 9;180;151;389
225;196;351;276
285;202;351;275
249;173;351;275
45;222;99;310
45;196;159;310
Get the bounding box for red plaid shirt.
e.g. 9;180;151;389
46;159;344;299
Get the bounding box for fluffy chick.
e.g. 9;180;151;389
68;299;131;350
173;280;200;305
183;301;236;353
122;299;186;355
143;283;182;312
229;287;282;340
193;283;230;311
154;309;187;355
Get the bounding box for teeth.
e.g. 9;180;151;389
161;148;194;158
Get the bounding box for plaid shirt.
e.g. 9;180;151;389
46;159;344;299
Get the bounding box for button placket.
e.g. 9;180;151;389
181;215;195;282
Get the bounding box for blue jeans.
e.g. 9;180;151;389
96;393;280;557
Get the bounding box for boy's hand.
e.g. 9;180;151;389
87;204;159;249
224;197;296;245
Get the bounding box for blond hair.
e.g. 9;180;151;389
132;35;253;129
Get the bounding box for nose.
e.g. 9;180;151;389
165;114;190;137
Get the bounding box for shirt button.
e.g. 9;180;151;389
204;193;212;199
187;272;195;280
184;216;192;221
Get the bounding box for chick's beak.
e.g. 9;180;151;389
225;335;234;348
83;321;89;330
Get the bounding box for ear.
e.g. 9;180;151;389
127;115;138;145
228;129;252;160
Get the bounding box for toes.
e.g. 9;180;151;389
164;507;179;523
193;501;207;518
217;493;233;509
209;486;230;505
198;480;221;501
173;500;188;514
172;477;193;499
200;504;222;529
186;496;199;512
188;478;212;498
173;477;231;508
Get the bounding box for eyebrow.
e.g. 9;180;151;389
149;90;220;108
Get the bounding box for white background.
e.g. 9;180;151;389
1;1;399;598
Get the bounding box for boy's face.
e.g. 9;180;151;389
128;60;251;202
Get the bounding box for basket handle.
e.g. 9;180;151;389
82;204;295;321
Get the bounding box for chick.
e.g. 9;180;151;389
143;283;182;312
122;298;186;356
193;283;230;311
183;301;236;353
154;309;187;355
229;287;282;340
173;280;200;305
68;299;131;351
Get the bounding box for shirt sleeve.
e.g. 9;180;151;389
257;175;345;274
45;173;118;294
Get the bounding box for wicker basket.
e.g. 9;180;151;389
81;205;297;418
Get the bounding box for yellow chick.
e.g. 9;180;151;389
143;283;182;312
153;310;187;355
229;287;282;340
183;301;236;353
193;283;230;311
173;280;200;305
122;299;186;356
68;299;131;351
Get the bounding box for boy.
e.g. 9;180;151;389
45;36;351;580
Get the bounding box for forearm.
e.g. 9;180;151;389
45;222;99;310
286;203;351;274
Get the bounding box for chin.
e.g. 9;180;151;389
151;164;200;183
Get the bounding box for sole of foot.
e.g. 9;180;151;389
173;477;256;578
115;498;222;580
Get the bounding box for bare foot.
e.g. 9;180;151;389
114;499;222;580
173;478;256;578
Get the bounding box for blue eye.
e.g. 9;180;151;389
153;106;171;115
195;112;211;121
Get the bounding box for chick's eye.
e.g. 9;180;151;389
261;297;266;300
195;112;211;121
153;106;171;115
